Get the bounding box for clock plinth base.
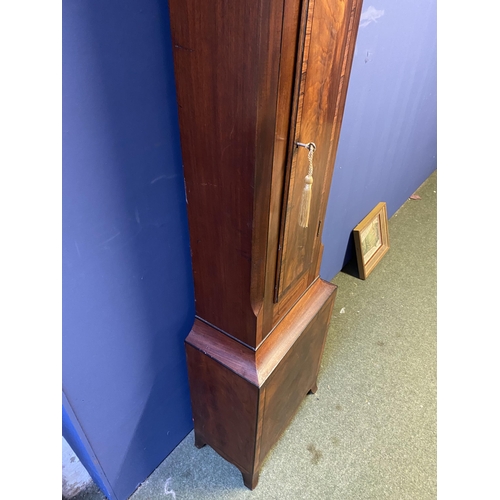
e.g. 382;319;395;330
185;279;337;489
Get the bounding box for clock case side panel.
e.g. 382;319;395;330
168;0;287;349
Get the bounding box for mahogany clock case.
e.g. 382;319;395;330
168;0;363;489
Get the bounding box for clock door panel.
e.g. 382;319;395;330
276;0;361;302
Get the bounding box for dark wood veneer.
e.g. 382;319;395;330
169;0;285;348
186;279;337;488
168;0;362;489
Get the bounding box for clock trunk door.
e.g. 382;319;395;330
275;0;360;302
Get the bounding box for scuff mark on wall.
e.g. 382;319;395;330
151;174;167;184
102;231;121;245
360;6;385;28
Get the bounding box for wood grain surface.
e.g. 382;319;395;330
277;0;363;303
169;0;362;348
169;0;362;489
169;0;285;348
185;279;337;489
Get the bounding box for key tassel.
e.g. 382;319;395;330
298;143;316;228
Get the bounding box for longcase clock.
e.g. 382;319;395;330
168;0;363;489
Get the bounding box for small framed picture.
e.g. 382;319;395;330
353;202;390;279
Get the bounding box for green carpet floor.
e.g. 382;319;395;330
76;170;437;500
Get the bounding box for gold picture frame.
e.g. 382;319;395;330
353;202;390;279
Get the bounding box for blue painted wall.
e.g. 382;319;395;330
62;1;194;499
320;0;437;279
62;1;436;499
